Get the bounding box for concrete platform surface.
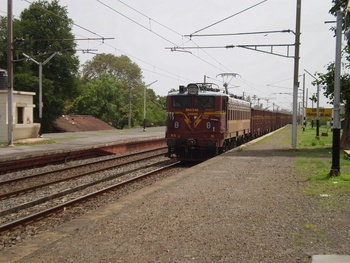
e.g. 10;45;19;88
0;127;165;161
312;255;350;263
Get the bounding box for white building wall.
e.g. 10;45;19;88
0;91;7;141
0;90;40;142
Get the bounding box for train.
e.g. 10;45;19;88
165;83;293;161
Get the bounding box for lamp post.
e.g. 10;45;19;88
7;0;13;146
304;69;320;138
23;52;60;136
292;0;302;149
330;10;342;176
143;80;157;131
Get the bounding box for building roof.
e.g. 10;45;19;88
54;115;116;132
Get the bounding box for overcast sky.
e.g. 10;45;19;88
0;0;340;110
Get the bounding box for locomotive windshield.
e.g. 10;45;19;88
172;96;214;109
172;97;191;108
195;96;214;109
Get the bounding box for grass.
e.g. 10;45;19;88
295;125;350;210
0;136;84;147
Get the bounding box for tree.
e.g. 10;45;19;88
315;0;350;147
3;0;80;132
81;53;145;128
70;74;128;128
81;53;142;86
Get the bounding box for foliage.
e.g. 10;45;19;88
81;53;142;86
314;0;350;147
78;53;166;128
1;2;166;132
1;0;80;133
69;74;128;128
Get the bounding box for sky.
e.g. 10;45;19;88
0;0;341;111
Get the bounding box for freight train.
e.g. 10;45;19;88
165;83;292;161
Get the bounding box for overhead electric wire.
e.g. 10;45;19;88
185;29;293;38
102;42;194;84
96;0;234;75
13;0;278;99
114;1;232;72
112;0;232;71
189;0;268;36
9;0;199;86
96;0;179;47
25;37;114;42
23;0;106;39
115;0;183;37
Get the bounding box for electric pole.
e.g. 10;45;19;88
23;52;60;136
330;10;342;176
292;0;301;149
7;0;13;146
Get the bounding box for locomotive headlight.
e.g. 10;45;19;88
174;121;179;129
187;83;198;95
186;138;196;146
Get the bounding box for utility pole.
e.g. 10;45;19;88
143;80;157;131
330;10;342;176
302;73;305;131
304;69;320;138
292;0;301;149
7;0;13;146
23;52;60;136
128;85;132;129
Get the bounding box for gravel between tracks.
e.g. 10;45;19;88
2;125;350;263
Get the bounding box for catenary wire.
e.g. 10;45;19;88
22;0;105;39
189;0;268;36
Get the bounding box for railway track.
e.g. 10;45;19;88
0;147;168;198
0;147;180;234
0;138;166;174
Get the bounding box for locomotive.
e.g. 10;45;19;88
165;83;292;161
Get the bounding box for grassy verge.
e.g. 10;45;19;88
295;125;350;210
0;136;83;147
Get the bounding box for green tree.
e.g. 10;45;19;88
315;0;350;147
79;52;167;128
81;53;144;128
145;93;166;126
82;53;142;85
3;0;80;133
70;74;127;128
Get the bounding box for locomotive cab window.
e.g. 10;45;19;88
172;96;191;108
195;96;214;109
222;97;227;112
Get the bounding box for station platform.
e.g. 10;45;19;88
0;127;165;161
0;125;349;262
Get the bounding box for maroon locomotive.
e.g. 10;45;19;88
165;83;292;161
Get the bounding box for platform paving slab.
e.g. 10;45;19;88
312;255;350;263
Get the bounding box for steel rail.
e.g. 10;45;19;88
0;146;167;185
0;159;174;217
0;161;180;233
0;138;166;174
0;149;167;199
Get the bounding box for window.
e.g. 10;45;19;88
17;107;24;124
195;96;214;109
172;96;191;108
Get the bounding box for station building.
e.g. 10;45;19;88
0;69;40;142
